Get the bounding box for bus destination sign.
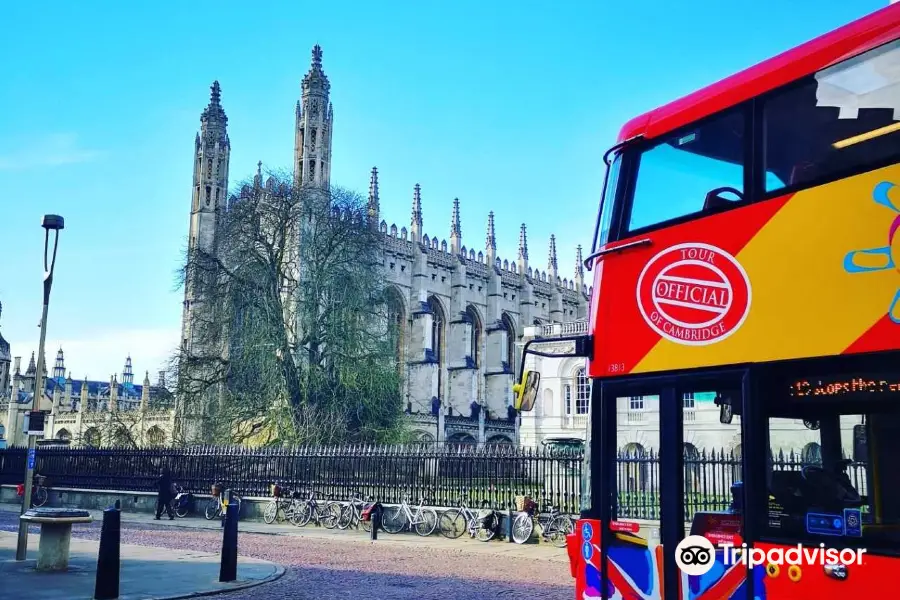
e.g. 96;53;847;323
789;372;900;399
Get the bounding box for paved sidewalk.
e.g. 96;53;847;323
0;502;568;563
0;531;283;600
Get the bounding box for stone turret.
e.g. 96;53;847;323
485;211;496;266
368;167;380;226
141;371;151;411
450;198;462;255
410;184;423;243
517;224;529;275
294;45;333;187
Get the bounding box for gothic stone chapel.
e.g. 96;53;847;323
180;46;592;444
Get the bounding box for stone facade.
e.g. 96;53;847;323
180;46;594;444
1;348;174;448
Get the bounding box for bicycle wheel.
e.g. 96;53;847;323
475;518;496;542
174;499;189;518
337;504;354;530
439;509;466;539
414;508;438;537
292;502;312;527
548;515;574;548
204;498;220;520
381;506;406;534
263;500;279;524
32;487;48;507
322;502;342;529
511;512;534;544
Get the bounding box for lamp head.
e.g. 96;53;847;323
41;215;64;231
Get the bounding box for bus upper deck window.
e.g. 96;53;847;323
627;108;746;232
764;38;900;194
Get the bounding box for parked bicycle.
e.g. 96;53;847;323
290;489;341;529
381;493;437;536
438;495;499;541
336;491;375;532
204;482;242;521
263;482;304;524
171;483;193;518
510;498;573;547
16;474;49;508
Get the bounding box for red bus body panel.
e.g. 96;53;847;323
618;5;900;143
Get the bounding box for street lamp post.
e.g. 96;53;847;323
16;214;64;561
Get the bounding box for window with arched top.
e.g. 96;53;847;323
575;367;590;414
428;296;446;399
466;306;481;368
501;313;516;374
802;442;822;466
385;289;406;370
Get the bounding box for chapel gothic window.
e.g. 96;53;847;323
428;296;445;399
502;313;516;374
466;306;481;368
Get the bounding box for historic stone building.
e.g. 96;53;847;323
1;347;173;448
180;46;593;444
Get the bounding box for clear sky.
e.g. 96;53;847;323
0;0;887;381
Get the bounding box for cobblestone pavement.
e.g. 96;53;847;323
0;511;572;599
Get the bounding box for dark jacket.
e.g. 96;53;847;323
157;472;173;501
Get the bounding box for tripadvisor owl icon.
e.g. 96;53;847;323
675;535;716;576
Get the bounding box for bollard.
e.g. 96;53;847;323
219;490;239;583
507;506;514;543
369;503;382;541
94;504;121;600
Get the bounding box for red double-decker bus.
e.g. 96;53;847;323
514;4;900;598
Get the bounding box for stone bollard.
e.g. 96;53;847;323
507;505;515;543
369;503;382;541
94;503;121;600
219;490;239;583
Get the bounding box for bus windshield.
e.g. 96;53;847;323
626;108;746;233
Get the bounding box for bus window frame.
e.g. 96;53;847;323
614;102;755;242
608;36;900;245
749;350;900;555
753;38;900;203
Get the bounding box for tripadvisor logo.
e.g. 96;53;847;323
675;535;867;576
675;536;716;575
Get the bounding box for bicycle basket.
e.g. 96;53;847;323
211;483;223;497
515;495;537;513
34;475;47;486
270;484;283;498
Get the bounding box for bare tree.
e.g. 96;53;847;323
176;170;406;445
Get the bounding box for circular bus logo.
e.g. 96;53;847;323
636;243;751;346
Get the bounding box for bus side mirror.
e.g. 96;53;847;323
513;371;540;412
715;393;733;424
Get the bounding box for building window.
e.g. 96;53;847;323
683;392;695;409
428;296;445;399
575;367;590;415
501;313;516;374
764;39;900;193
466;306;481;368
564;384;572;415
629;396;644;411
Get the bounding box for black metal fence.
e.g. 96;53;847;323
0;445;867;521
0;443;584;514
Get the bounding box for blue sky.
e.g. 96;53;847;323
0;0;886;379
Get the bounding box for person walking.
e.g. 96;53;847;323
155;467;175;520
